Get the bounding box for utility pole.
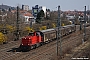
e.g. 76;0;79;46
59;6;62;57
83;6;86;42
57;5;62;56
15;6;20;40
88;5;90;24
88;5;89;22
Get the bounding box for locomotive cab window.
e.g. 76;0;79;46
36;32;41;36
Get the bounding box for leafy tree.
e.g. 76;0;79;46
36;10;45;23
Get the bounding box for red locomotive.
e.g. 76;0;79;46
19;31;44;51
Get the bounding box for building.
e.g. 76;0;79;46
22;5;29;11
20;11;35;24
32;5;39;18
66;15;75;20
46;9;50;18
0;4;16;11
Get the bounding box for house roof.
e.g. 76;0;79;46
11;10;33;16
11;10;16;13
23;12;33;17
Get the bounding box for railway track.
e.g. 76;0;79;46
0;40;21;60
25;31;82;60
0;41;20;51
62;26;90;60
5;29;81;60
18;26;89;60
0;25;90;60
71;27;90;57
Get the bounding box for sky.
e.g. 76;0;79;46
0;0;90;11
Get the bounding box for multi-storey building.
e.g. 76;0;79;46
22;5;29;11
32;5;39;18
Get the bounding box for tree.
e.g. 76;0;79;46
9;8;11;12
46;9;50;19
36;10;45;23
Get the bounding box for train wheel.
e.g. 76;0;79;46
40;42;44;46
36;43;40;48
33;45;36;49
30;45;36;49
30;46;33;50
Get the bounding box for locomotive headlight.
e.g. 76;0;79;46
28;44;30;45
29;38;31;39
24;38;26;39
22;44;23;45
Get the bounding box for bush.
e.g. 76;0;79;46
0;32;7;44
